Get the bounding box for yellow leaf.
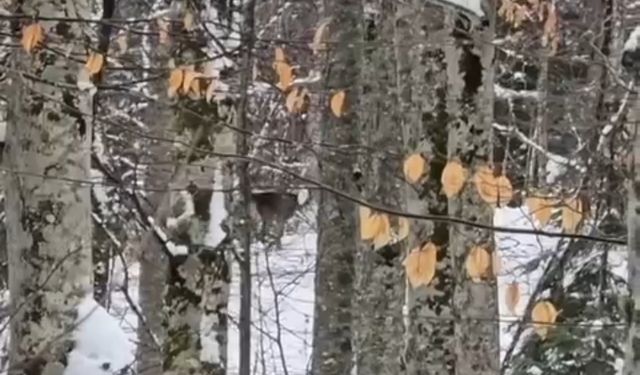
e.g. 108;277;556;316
157;18;170;45
562;198;583;234
403;153;427;184
532;301;559;339
474;166;513;206
505;281;520;315
168;68;184;98
330;90;347;117
361;213;382;241
441;159;467;198
404;242;438;288
373;214;391;250
183;11;194;31
285;86;310;114
526;196;554;226
85;53;104;76
22;23;44;54
310;17;332;54
466;246;491;282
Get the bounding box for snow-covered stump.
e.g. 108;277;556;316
4;1;95;372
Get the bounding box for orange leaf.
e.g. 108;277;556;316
373;214;391;250
182;69;202;94
466;246;491;282
188;77;204;99
403;153;427;184
85;53;105;76
404;242;438;288
275;62;295;91
441;159;467;198
22;23;44;54
526;196;554;226
361;211;382;241
532;301;559;339
474;166;513;206
330;90;347;117
168;68;184;98
505;281;520;315
285;86;310;114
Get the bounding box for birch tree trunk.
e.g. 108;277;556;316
163;163;230;375
394;2;454;373
311;0;361;373
135;1;236;373
5;0;94;372
445;8;500;374
351;1;409;373
135;2;174;371
394;1;500;373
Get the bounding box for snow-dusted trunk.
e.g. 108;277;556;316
311;1;360;374
5;0;94;372
394;1;499;373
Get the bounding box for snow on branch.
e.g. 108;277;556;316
425;0;485;20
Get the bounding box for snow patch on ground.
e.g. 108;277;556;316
227;208;317;375
64;295;135;375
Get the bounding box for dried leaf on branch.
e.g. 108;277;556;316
404;242;438;288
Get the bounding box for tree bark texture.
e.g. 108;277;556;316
445;8;500;375
397;1;500;374
351;1;407;373
163;164;230;375
5;0;94;373
311;0;361;374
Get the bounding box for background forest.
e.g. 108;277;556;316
0;0;637;374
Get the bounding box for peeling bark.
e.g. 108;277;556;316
5;0;94;372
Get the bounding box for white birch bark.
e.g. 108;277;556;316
5;0;94;372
